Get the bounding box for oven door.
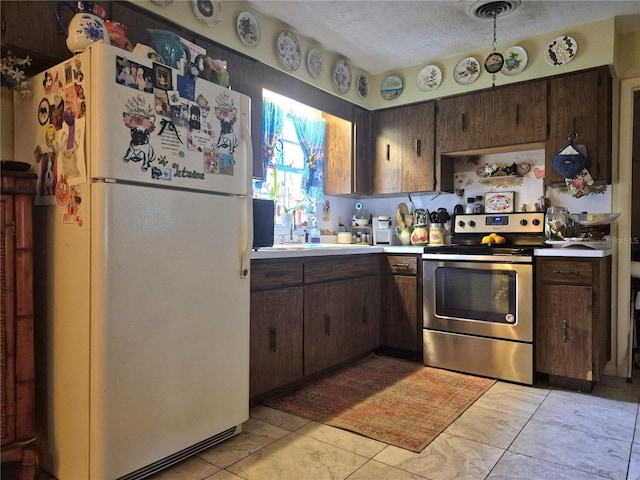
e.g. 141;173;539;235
422;257;533;342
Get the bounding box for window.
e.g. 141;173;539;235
252;90;326;227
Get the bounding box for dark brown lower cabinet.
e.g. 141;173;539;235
250;260;304;402
250;287;304;399
304;275;379;376
250;255;380;402
381;255;422;360
535;256;611;390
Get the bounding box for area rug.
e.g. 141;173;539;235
263;355;495;452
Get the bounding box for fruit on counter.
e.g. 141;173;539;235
481;233;506;244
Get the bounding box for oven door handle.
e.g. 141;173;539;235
422;253;532;263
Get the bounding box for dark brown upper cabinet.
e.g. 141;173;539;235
545;67;612;186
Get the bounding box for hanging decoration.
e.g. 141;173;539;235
483;10;504;87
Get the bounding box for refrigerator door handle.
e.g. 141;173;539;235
240;108;253;279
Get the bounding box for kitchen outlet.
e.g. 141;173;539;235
337;216;342;226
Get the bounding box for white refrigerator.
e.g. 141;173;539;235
13;43;252;479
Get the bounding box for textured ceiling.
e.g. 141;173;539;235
247;0;640;74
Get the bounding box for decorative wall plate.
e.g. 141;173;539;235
453;57;480;85
307;48;323;79
333;60;352;94
501;46;528;75
236;11;260;47
381;74;403;100
545;35;578;66
356;74;368;98
276;31;301;71
416;64;442;92
191;0;222;27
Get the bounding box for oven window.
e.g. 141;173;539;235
435;267;516;323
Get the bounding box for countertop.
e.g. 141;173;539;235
251;244;383;259
533;247;612;258
252;244;613;259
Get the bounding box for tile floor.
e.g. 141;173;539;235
8;367;640;480
145;370;640;480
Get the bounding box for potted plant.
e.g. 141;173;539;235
266;165;306;226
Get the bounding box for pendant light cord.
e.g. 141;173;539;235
491;11;498;86
492;11;497;53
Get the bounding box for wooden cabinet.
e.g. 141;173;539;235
304;276;379;376
373;108;403;194
380;255;422;360
545;67;612;185
492;81;547;147
436;80;546;154
250;255;380;399
437;91;492;153
373;103;437;194
324;113;354;195
401;102;436;193
304;276;377;375
303;255;380;375
249;261;304;400
1;171;39;479
535;256;611;390
353;107;373;194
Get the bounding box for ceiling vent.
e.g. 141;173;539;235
468;0;521;19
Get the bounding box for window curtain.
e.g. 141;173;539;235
262;98;284;181
290;114;326;202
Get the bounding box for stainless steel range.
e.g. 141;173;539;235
422;212;546;385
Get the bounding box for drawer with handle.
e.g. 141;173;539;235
536;258;592;284
251;260;303;290
386;255;418;275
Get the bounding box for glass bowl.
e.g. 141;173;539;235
568;213;621;226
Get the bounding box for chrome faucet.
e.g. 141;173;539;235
279;219;303;244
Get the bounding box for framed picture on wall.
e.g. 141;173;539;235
485;191;514;213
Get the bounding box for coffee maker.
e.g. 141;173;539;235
373;216;393;245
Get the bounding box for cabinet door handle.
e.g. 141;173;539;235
552;270;578;275
265;271;285;277
515;104;520;125
269;327;277;352
386;144;390;161
392;263;411;269
562;320;569;343
324;314;331;336
461;113;466;132
415;139;421;157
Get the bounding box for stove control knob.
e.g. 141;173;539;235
532;219;541;226
468;220;476;227
458;220;465;227
520;219;528;226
